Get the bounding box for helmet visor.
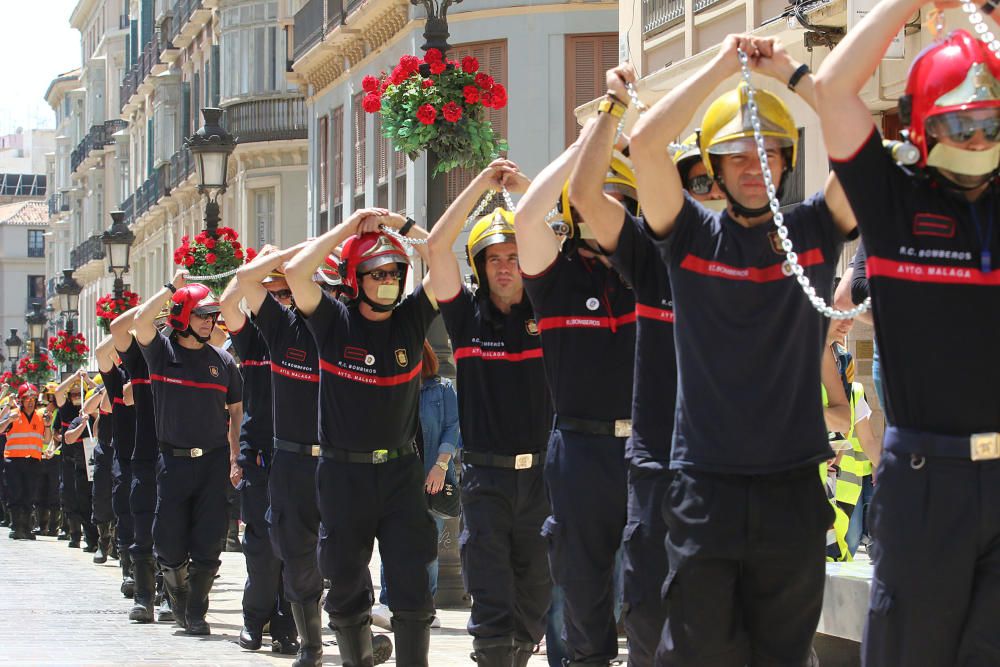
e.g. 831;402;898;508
925;110;1000;143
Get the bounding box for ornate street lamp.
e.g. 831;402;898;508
4;329;20;369
410;0;463;54
102;210;135;299
26;304;48;351
184;108;237;234
56;269;83;334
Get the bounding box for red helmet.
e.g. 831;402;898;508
314;254;343;287
168;283;221;331
338;233;409;301
17;383;38;400
903;30;1000;165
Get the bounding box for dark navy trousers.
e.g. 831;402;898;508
112;457;134;551
460;462;551;644
34;457;61;511
543;429;627;663
268;448;323;604
92;442;114;524
863;431;1000;667
130;437;158;557
153;446;228;570
3;458;39;511
317;453;436;620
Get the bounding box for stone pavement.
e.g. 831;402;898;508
0;530;560;666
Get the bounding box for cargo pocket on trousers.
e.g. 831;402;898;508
540;516;565;584
621;522;643;612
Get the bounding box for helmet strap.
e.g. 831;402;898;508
715;168;789;219
179;326;212;345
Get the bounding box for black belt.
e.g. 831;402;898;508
885;427;1000;461
158;443;225;458
462;450;544;470
555;415;632;438
273;438;322;457
320;443;416;464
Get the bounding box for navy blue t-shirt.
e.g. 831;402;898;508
254;294;321;445
228;319;274;448
305;287;437;452
522;251;636;422
140;331;243;450
654;192;845;473
830;129;1000;434
120;337;157;460
102;365;136;462
438;286;552;454
609;211;677;460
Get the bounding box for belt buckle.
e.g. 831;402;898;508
310;445;321;457
514;453;533;470
189;448;203;458
372;449;389;464
970;433;1000;461
614;419;632;438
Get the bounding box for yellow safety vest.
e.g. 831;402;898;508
821;382;872;562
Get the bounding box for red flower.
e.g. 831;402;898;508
475;73;494;90
429;61;446;75
362;93;382;113
75;344;86;354
234;249;245;260
442;101;463;123
195;232;207;243
184;255;195;267
489;83;507;109
400;55;421;74
379;79;390;94
362;75;380;93
481;90;494;108
422;78;434;89
463;85;480;105
416;104;437;125
246;247;258;262
424;48;443;64
231;241;241;250
204;237;216;249
205;253;217;265
462;56;479;74
390;65;408;86
181;235;189;243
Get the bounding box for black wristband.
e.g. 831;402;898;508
399;217;416;236
984;0;999;15
164;283;177;293
788;63;811;91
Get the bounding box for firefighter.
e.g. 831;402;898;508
1;383;47;540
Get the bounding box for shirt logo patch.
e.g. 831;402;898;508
208;366;220;378
286;347;307;363
912;213;957;238
395;349;408;367
525;318;539;336
768;231;787;255
344;346;369;363
364;354;376;366
585;297;600;311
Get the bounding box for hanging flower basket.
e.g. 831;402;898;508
1;370;26;394
49;330;89;370
96;291;140;334
364;49;509;177
16;353;57;386
173;226;255;296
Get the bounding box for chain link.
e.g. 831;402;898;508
736;49;870;320
962;0;1000;54
186;267;242;282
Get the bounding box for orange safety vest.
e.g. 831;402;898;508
5;409;45;460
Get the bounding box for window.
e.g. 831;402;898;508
219;1;290;102
444;40;508;206
331;106;344;227
394;147;407;214
254;188;275;246
779;128;806;212
27;275;45;305
375;113;389;209
318;115;329;213
352;93;366;212
565;34;618;146
27;230;45;258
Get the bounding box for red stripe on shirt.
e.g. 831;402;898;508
453;346;544;362
148;374;228;393
635;304;675;323
867;256;1000;286
680;248;824;283
131;379;151;385
270;361;320;383
318;359;423;387
113;397;126;406
241;360;270;367
537;312;637;332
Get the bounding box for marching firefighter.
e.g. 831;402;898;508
54;370;98;550
1;383;47;540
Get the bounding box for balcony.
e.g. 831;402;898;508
167;148;193;192
293;0;366;62
693;0;726;11
133;170;167;220
120;31;169;113
70;234;106;270
643;0;684;36
47;192;70;216
223;97;308;144
70;120;128;174
121;193;134;227
169;0;212;50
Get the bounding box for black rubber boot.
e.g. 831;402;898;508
67;516;81;548
0;503;9;527
82;521;99;553
391;611;431;667
239;625;262;650
120;550;135;598
47;509;61;537
290;601;323;667
470;637;515;666
129;555;155;623
93;522;112;563
33;509;49;536
225;518;242;552
161;564;190;630
513;640;535;667
184;564;216;635
272;634;301;655
330;611;375;667
11;510;31;540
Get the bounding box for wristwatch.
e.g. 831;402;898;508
164;283;177;293
399;217;417;236
435;461;448;472
597;97;627;119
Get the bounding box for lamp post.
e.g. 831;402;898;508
26;304;48;361
56;269;83;335
4;329;20;372
102;211;135;300
184;108;237;235
410;0;463;54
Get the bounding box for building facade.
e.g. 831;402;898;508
0;201;49;364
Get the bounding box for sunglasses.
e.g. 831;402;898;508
364;269;403;281
269;289;293;300
687;174;714;195
926;114;1000;143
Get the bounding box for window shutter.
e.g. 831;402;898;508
352;93;366;202
318;115;329;212
565;33;618;146
332;106;344;205
211;46;221;107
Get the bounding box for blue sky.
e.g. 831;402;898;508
0;0;81;134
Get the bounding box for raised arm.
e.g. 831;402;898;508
237;243;305;315
55;368;87;408
427;159;520;301
813;0;923;158
218;276;247;333
109;306;140;353
134;270;186;346
94;336;117;374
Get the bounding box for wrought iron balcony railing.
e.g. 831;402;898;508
222;97;308;144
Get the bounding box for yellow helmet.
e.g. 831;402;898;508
554;153;641;241
466;207;516;285
671;132;701;166
699;83;797;179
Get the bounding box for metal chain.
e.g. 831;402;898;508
961;0;1000;54
736;49;871;320
186;267;242;281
